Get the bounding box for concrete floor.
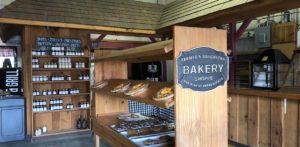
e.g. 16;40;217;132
0;136;111;147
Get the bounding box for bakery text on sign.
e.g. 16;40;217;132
177;47;228;91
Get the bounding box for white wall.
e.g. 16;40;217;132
0;0;15;9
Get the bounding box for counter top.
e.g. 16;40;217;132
228;87;300;100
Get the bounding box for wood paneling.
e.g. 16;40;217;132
174;26;227;147
93;50;128;117
272;22;297;44
270;99;283;147
238;95;248;144
228;92;300;147
229;94;239;141
247;96;259;146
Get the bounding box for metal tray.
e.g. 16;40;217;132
129;132;175;147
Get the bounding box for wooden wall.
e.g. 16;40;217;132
174;26;227;147
22;26;90;135
228;93;300;147
92;50;128;117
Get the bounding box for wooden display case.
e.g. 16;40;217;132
31;51;91;138
92;26;228;147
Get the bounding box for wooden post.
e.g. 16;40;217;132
174;26;228;146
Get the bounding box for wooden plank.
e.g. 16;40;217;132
284;100;298;147
259;97;271;147
23;26;33;135
238;95;248;144
0;18;156;35
229;94;239;141
272;22;297;44
174;26;227;146
93;50;128;117
247;96;259;146
92;39;173;62
271;99;284;147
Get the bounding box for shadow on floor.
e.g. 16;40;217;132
0;136;111;147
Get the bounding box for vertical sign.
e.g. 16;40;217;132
0;68;22;95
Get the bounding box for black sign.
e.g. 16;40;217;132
0;68;22;95
36;37;81;51
176;47;228;91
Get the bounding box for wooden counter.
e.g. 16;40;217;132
228;87;300;100
228;86;300;147
93;113;138;147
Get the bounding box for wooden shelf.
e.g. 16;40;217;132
32;80;90;84
92;79;174;109
91;39;173;63
32;68;89;71
33;93;90;98
33;107;89;114
32;128;90;138
32;55;90;59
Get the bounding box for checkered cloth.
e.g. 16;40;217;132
128;100;174;122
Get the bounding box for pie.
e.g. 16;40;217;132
153;87;174;101
125;82;149;96
92;81;108;89
111;82;131;93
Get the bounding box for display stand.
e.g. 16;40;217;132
92;26;227;147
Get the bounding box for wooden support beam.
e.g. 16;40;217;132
235;19;253;41
0;18;156;35
149;37;157;43
96;34;107;43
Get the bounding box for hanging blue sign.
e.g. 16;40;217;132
176;47;228;91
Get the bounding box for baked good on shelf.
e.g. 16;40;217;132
143;139;158;146
92;81;108;89
125;82;149;96
153;87;174;101
117;113;149;121
111;82;131;93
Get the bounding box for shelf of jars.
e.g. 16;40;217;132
31;45;91;137
32;96;90;113
33;93;90;98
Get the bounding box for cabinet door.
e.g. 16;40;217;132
0;107;24;141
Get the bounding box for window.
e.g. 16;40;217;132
0;46;17;68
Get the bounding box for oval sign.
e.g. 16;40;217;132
176;47;228;91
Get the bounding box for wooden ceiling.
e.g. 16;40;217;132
0;0;299;36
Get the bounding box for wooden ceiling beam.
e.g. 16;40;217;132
0;18;156;35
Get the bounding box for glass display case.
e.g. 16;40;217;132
252;49;290;90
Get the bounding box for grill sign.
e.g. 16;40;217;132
177;47;228;91
0;68;22;95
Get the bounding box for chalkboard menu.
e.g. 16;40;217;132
36;37;81;51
